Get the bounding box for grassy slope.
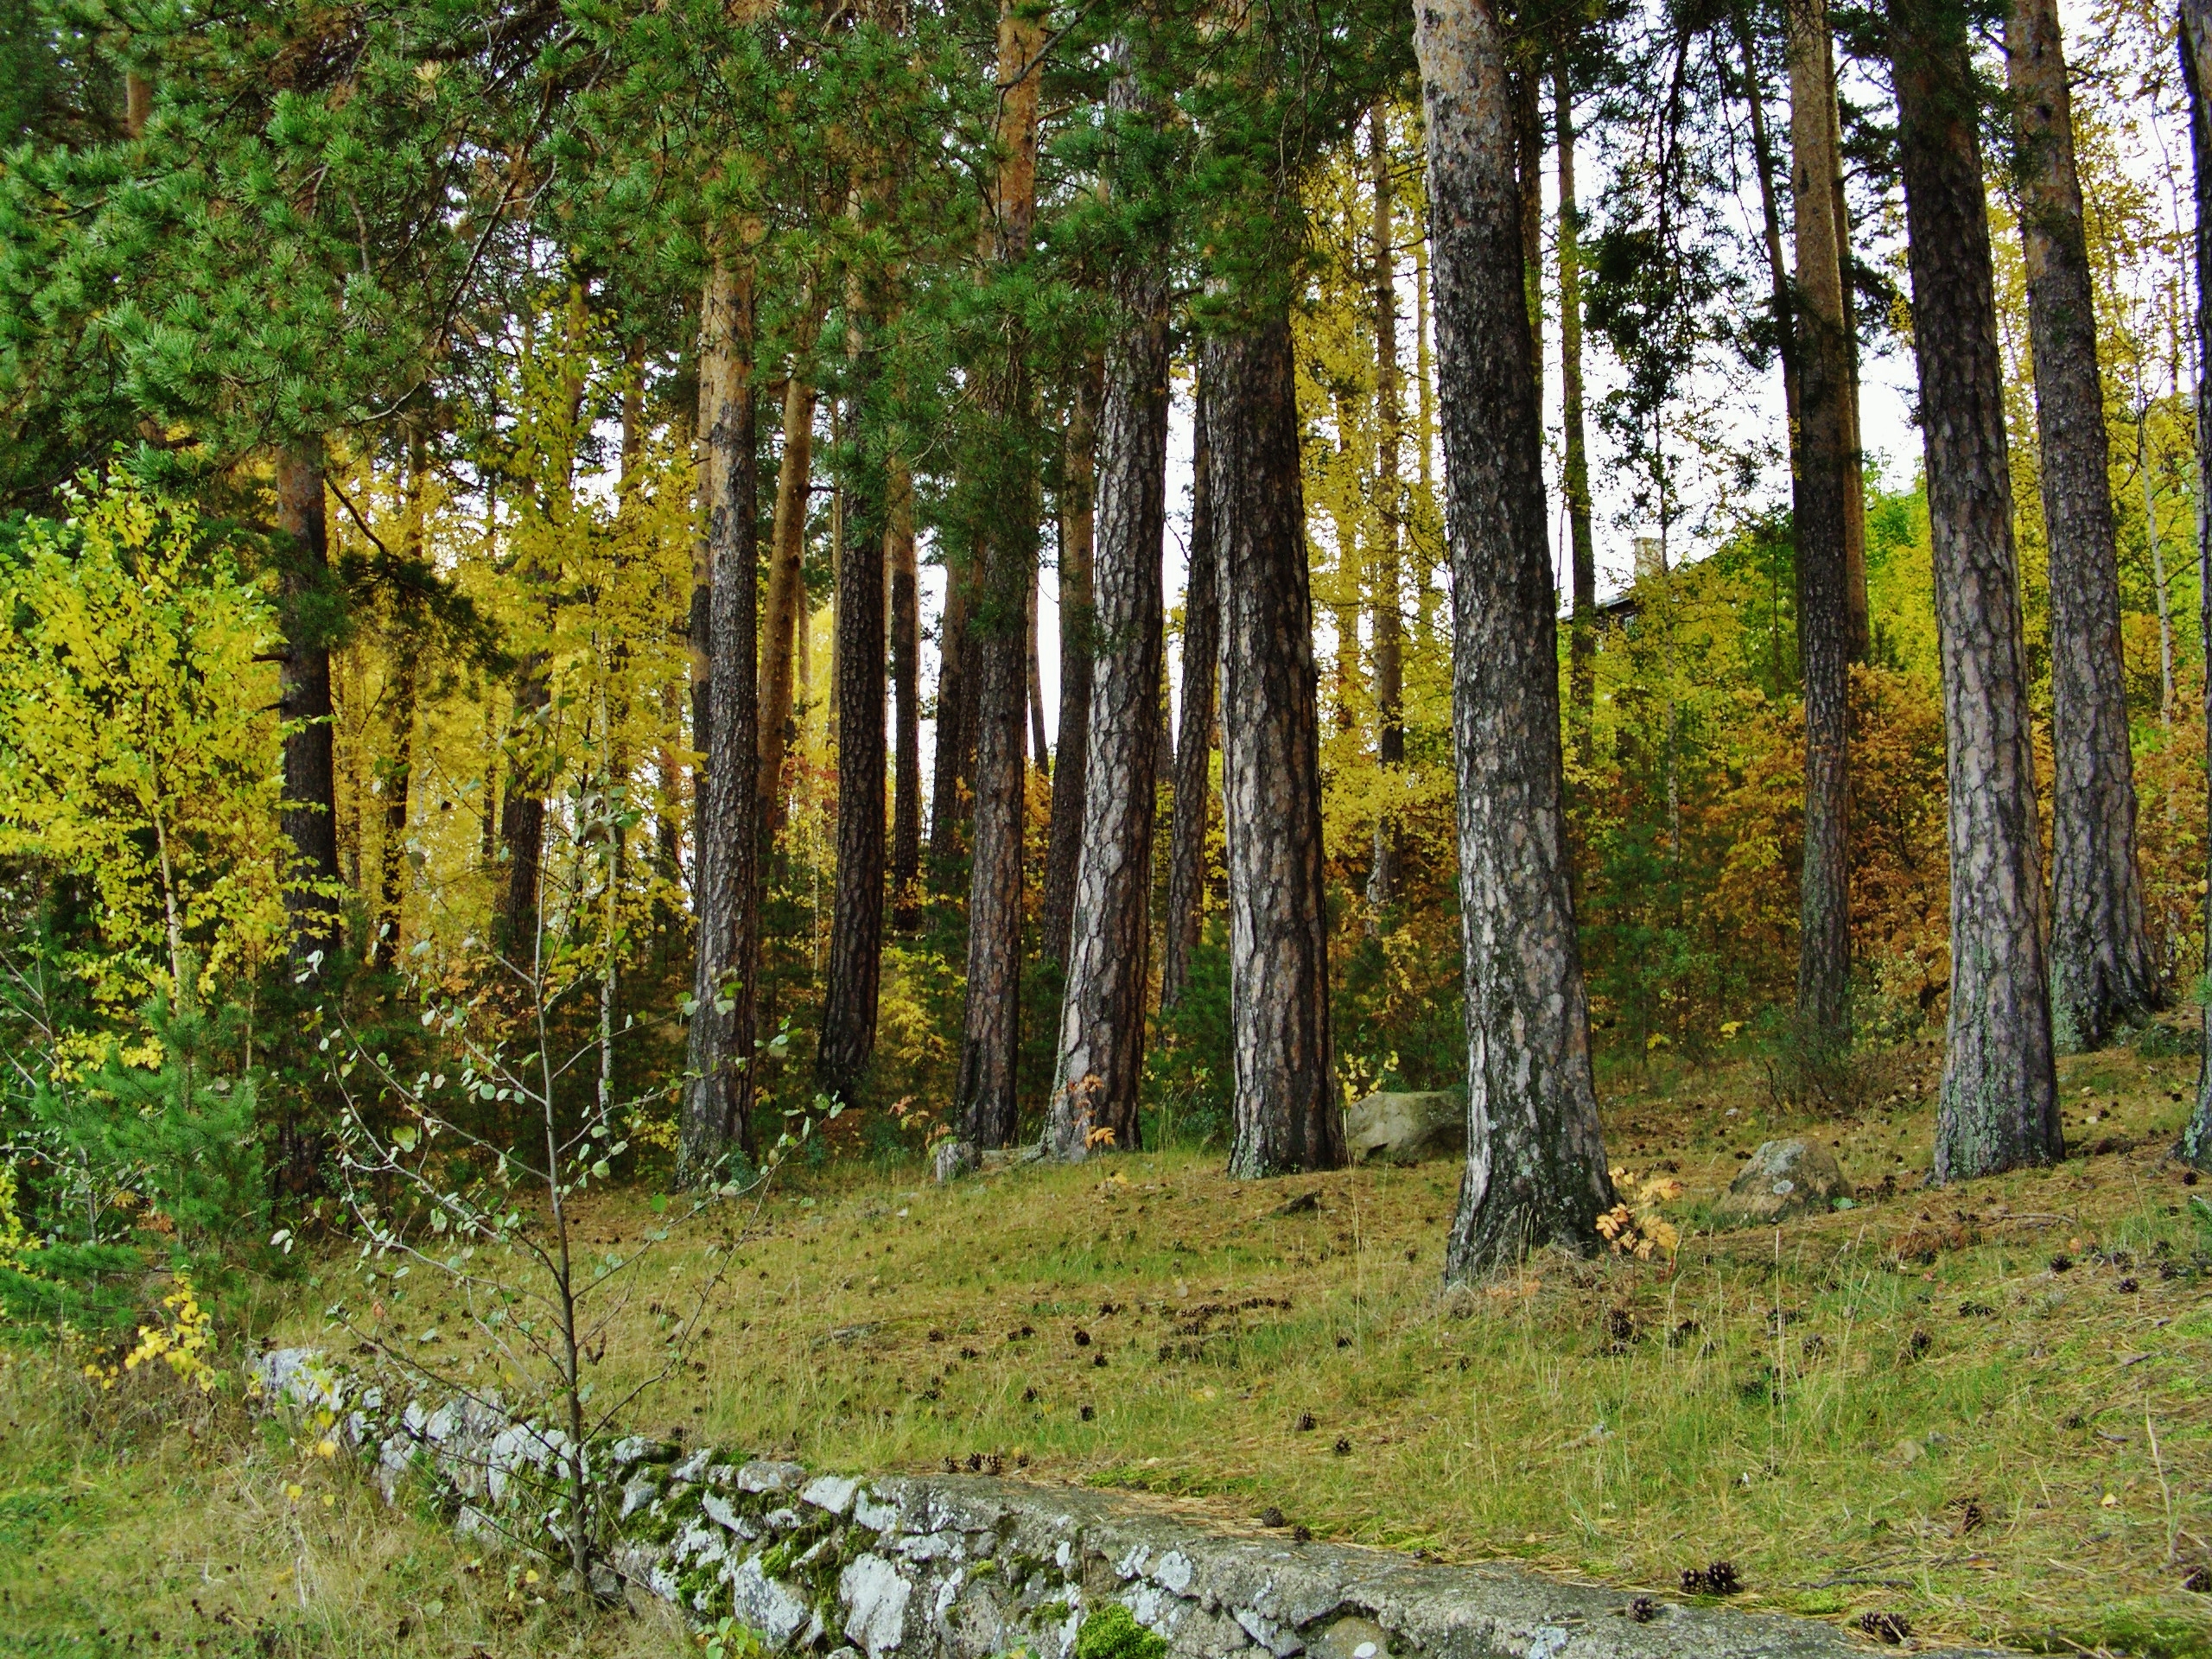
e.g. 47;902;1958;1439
8;1038;2210;1656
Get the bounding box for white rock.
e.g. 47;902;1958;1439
741;1459;809;1493
804;1474;863;1515
1152;1550;1194;1595
729;1555;813;1644
840;1553;913;1657
854;1490;900;1532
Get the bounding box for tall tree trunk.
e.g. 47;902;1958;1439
2008;0;2157;1050
1027;565;1050;771
1161;365;1219;1010
1514;65;1543;404
1048;82;1169;1160
498;663;550;971
889;454;924;927
1830;39;1872;658
276;443;344;969
1734;3;1800;429
1891;0;2062;1179
1209;316;1342;1179
682;246;764;1176
1555;62;1598;763
376;426;429;962
928;565;976;881
1415;0;1615;1274
956;0;1046;1149
760;345;821;846
817;329;890;1107
1787;0;1853;1067
1368;105;1407;913
2178;0;2212;1166
378;652;417;960
1042;364;1101;967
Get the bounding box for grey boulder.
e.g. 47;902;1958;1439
1711;1138;1852;1227
1343;1091;1465;1166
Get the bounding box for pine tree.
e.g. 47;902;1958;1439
1161;364;1218;1010
1890;0;2061;1179
2006;0;2157;1051
1785;0;1853;1071
681;244;763;1179
1415;0;1614;1272
1048;58;1173;1162
2180;0;2212;1173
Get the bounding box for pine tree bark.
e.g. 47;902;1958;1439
1514;67;1543;404
1891;0;2063;1179
929;566;976;880
1042;364;1101;968
817;336;890;1107
376;425;428;962
1734;3;1800;430
498;659;550;971
2007;0;2156;1050
1027;568;1050;771
682;246;762;1177
1161;365;1218;1010
276;443;344;969
956;0;1046;1148
2179;0;2212;1170
1787;0;1853;1065
1208;316;1343;1179
1830;38;1872;658
889;454;924;928
759;340;821;844
1048;104;1169;1160
1415;0;1616;1274
1555;62;1598;763
1368;105;1407;912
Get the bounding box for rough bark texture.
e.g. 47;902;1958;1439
1208;318;1342;1180
375;429;426;961
1736;3;1799;430
2008;0;2157;1051
276;444;344;969
929;565;976;880
1028;571;1050;772
1555;63;1598;762
817;355;889;1108
1513;67;1542;404
759;367;818;844
1042;365;1101;969
1047;154;1168;1162
1891;0;2063;1179
2182;0;2212;1171
1416;0;1615;1274
1830;35;1872;660
1367;105;1406;913
955;0;1046;1149
497;659;550;970
1787;0;1853;1064
1162;366;1219;1011
889;455;924;928
680;251;762;1179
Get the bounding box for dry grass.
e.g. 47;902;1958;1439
10;1035;2211;1656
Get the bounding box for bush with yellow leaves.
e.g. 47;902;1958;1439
83;1270;218;1394
1594;1168;1686;1264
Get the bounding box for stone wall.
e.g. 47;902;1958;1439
250;1350;2002;1659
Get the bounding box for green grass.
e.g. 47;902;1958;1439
10;1037;2212;1656
0;1344;691;1657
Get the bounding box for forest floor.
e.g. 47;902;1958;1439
4;1033;2210;1658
